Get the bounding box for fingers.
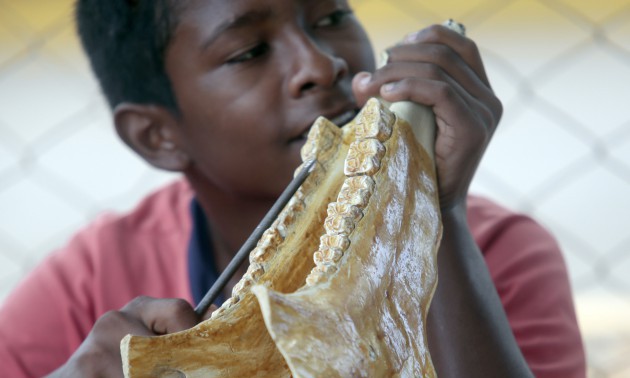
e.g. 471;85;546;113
385;43;494;104
352;24;501;132
54;297;199;377
120;296;199;335
401;24;490;87
351;23;503;210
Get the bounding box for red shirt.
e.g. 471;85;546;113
0;180;585;377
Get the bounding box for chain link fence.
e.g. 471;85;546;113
1;0;629;376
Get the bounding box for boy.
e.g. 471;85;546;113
0;0;585;377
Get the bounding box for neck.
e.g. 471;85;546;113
185;172;278;290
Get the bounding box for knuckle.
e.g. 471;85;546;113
424;24;443;41
425;63;443;80
121;295;151;311
435;82;454;101
168;298;193;317
95;310;126;329
464;39;479;55
493;96;504;119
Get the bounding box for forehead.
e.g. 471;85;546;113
176;0;349;26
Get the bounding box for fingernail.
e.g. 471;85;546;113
357;72;371;88
382;82;397;92
403;31;421;44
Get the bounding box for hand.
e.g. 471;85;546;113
47;296;199;378
352;24;502;211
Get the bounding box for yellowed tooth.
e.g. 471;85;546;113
344;139;386;177
222;296;239;309
337;175;375;209
249;224;283;264
355;98;395;142
246;263;265;281
319;247;344;264
326;202;363;223
319;234;350;251
300;116;342;163
271;195;305;239
323;202;363;237
232;277;254;297
305;270;326;287
323;214;355;236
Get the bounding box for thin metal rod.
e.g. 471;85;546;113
195;159;317;316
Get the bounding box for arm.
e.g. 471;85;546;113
0;253;198;378
469;198;586;377
47;296;199;378
0;221;199;378
351;24;532;376
428;204;532;377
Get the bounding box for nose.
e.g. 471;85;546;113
287;32;349;98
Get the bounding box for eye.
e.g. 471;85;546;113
314;10;353;28
227;43;270;64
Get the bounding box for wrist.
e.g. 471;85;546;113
439;197;467;225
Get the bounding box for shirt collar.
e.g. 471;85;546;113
187;198;225;306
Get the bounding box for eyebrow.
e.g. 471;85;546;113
201;8;273;51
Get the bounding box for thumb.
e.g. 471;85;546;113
352;72;373;107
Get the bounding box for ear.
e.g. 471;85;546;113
114;103;190;172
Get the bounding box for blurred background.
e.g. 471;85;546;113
0;0;628;376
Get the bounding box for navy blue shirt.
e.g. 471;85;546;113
188;199;225;306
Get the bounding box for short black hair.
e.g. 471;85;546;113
75;0;181;113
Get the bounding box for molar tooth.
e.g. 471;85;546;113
223;296;239;309
250;228;283;263
324;215;355;236
209;306;225;320
246;263;265;281
320;247;344;264
315;264;338;275
306;265;338;286
327;202;363;223
271;197;304;239
313;251;325;266
300;116;341;162
257;228;282;249
319;234;350;251
337;176;376;208
249;247;269;264
344;139;386;177
323;202;363;236
232;277;254;297
305;264;338;286
355;98;394;142
305;271;325;286
313;247;343;266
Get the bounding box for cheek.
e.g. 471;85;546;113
343;28;376;74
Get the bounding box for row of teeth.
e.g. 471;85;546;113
209;109;344;319
209;99;393;318
305;98;395;287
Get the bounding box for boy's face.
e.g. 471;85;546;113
165;0;374;199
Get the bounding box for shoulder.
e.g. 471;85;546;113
466;195;558;254
24;178;195;312
465;194;565;302
467;195;586;377
89;178;194;239
0;179;195;377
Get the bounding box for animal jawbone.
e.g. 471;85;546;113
120;98;442;378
